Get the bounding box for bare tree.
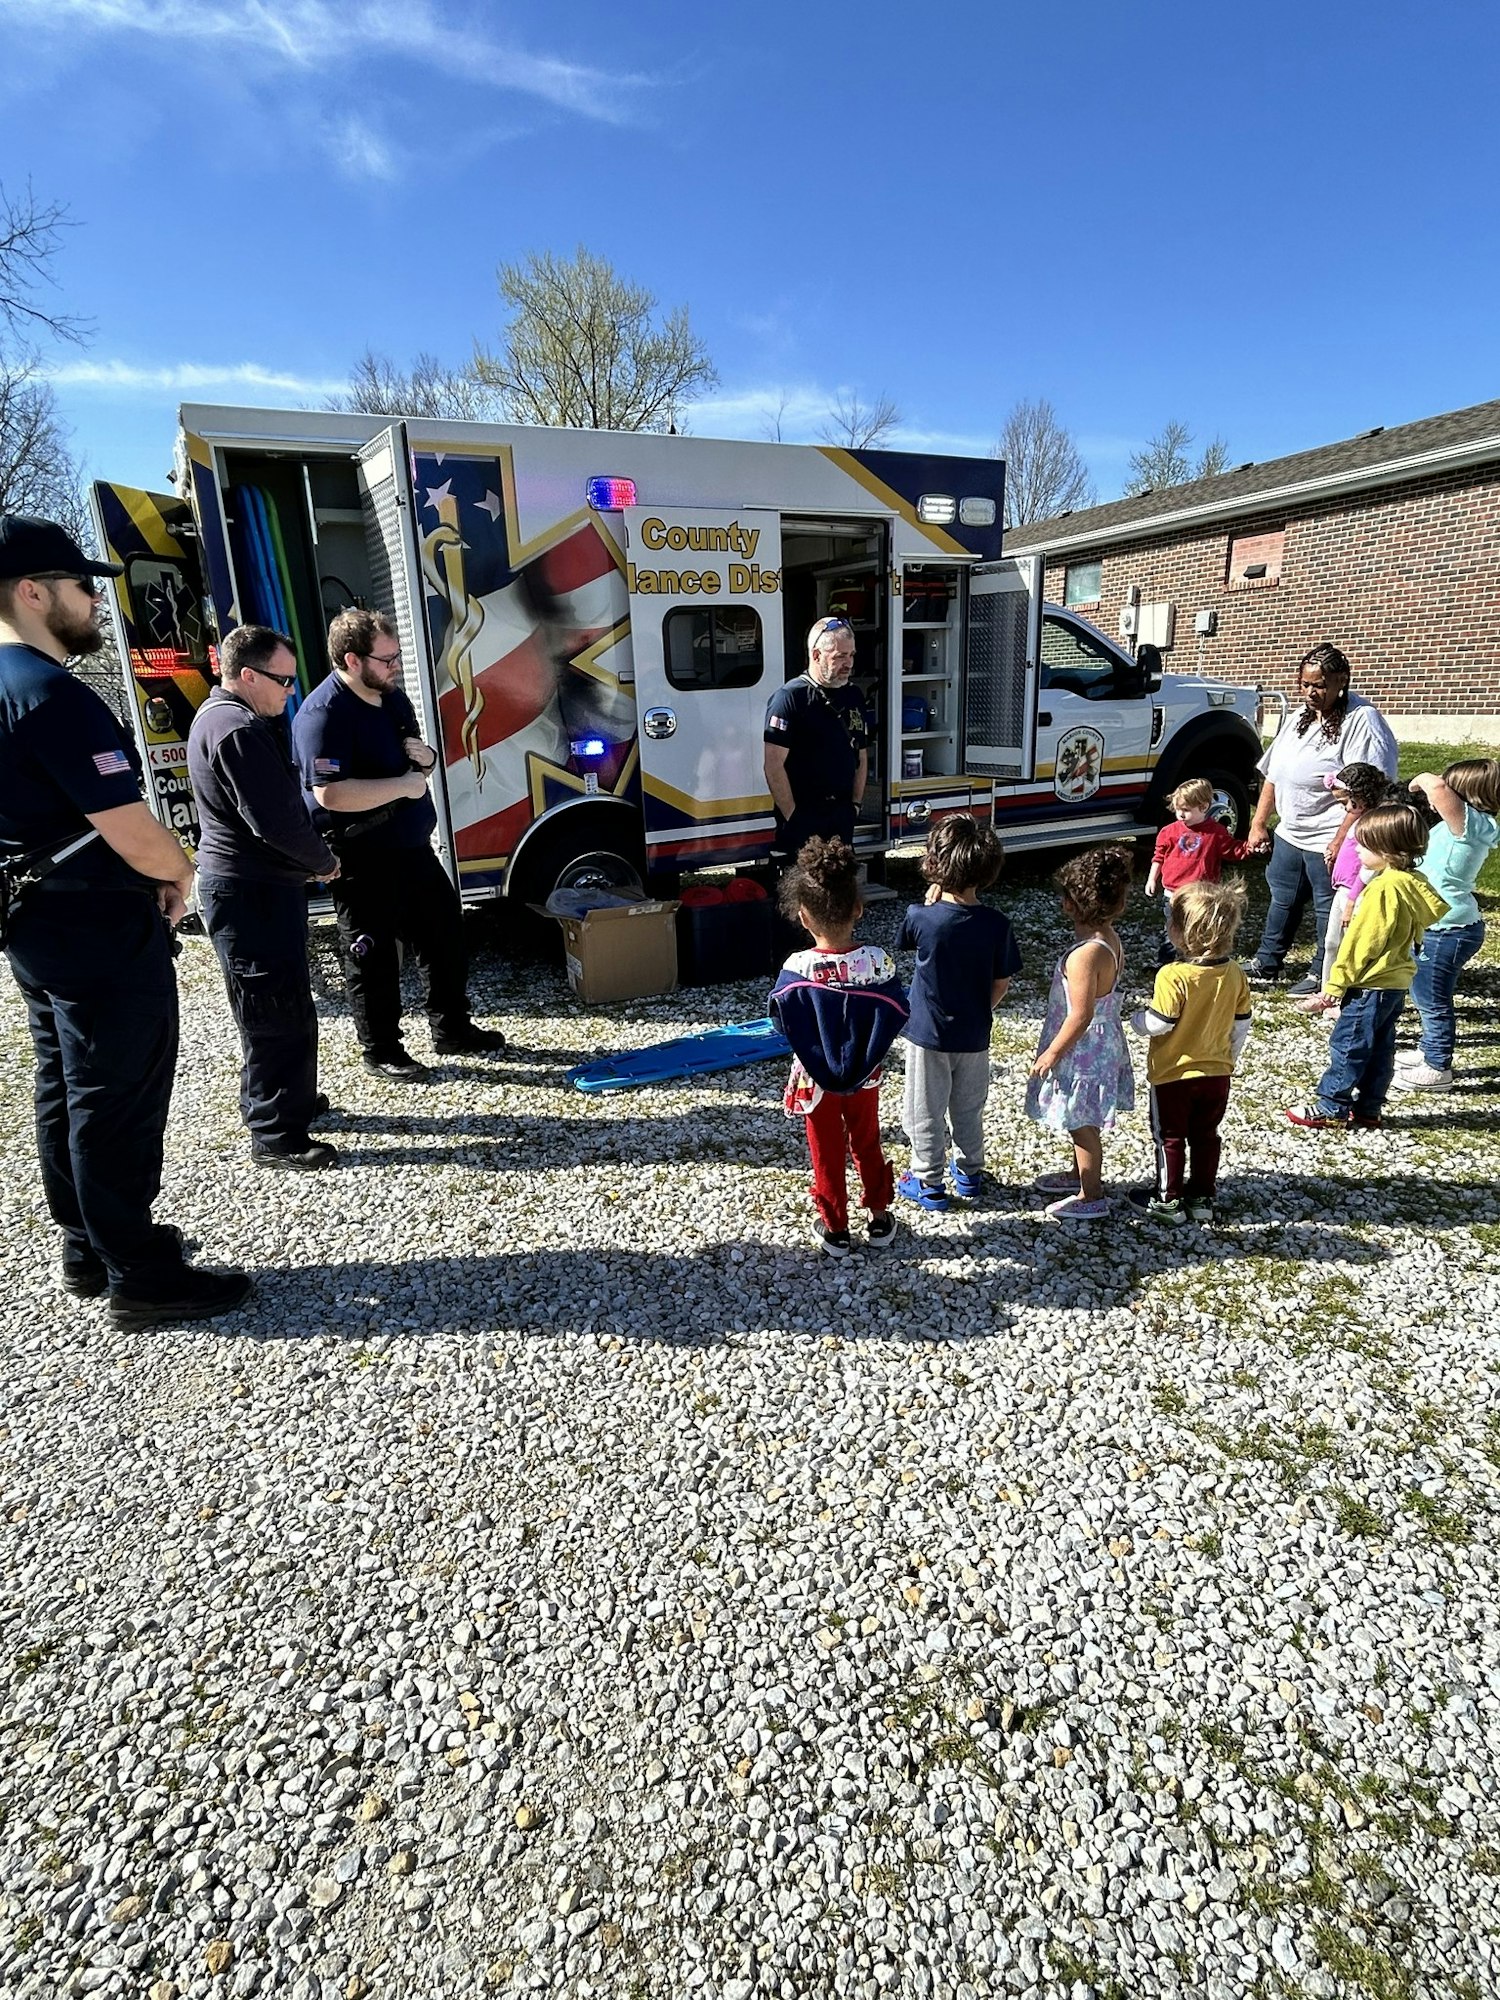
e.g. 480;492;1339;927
0;356;85;534
472;247;716;433
329;349;500;422
1125;420;1231;495
761;389;792;444
818;390;901;450
0;182;88;347
994;397;1095;527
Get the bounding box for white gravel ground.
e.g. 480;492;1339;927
1;859;1497;2000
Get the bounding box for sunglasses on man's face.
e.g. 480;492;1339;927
31;571;106;598
248;663;298;690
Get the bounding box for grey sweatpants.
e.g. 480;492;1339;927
903;1045;991;1184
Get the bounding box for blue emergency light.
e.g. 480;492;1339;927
586;477;637;510
570;737;607;759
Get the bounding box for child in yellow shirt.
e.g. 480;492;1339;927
1128;880;1253;1224
1285;803;1448;1131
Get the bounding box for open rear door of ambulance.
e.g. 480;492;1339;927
90;481;214;850
353;424;458;880
963;553;1042;786
622;506;782;876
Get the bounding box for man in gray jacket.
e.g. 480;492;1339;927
187;625;339;1169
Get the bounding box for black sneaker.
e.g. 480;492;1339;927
108;1267;253;1328
1244;961;1282;984
867;1212;899;1249
813;1222;853;1258
431;1024;508;1055
363;1050;429;1081
252;1138;339;1171
1287;975;1320;997
1127;1186;1185;1222
310;1093;332;1121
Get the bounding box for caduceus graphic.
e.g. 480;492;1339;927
421;521;488;784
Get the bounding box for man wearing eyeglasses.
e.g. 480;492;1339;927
763;615;870;858
291;607;505;1080
0;513;250;1325
188;624;340;1168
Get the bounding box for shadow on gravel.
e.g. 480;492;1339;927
1211;1169;1500;1230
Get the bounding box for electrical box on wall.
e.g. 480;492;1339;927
1138;601;1176;649
1195;608;1218;637
1118;605;1138;637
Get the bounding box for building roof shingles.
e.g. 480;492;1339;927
1009;396;1500;551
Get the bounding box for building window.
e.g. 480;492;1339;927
1226;528;1285;589
1063;559;1102;607
664;605;765;691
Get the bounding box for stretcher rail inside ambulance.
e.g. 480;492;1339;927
92;409;1263;910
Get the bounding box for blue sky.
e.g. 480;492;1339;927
4;0;1499;504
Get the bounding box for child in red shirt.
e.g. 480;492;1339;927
1145;779;1257;967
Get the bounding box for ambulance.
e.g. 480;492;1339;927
92;408;1263;904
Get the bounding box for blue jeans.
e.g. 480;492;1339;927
1316;987;1406;1121
1410;921;1485;1070
1253;834;1336;978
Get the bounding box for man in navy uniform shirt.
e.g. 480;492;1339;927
291;607;505;1080
188;624;339;1169
0;514;249;1324
763;615;870;858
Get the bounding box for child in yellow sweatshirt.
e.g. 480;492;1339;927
1285;803;1448;1131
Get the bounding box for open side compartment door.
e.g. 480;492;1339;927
354;424;457;876
623;506;781;872
963;554;1041;782
90;480;214;849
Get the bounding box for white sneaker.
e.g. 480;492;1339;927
1394;1061;1454;1092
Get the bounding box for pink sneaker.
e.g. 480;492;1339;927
1045;1193;1112;1222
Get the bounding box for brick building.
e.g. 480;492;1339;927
1007;397;1500;736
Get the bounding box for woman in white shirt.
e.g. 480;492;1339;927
1244;644;1399;993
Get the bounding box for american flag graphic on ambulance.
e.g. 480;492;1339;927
412;449;635;877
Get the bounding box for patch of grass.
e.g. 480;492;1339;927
1399;1488;1472;1547
1310;1923;1415;2000
1046;1945;1128;2000
1188;1528;1222;1558
1333;1491;1389;1538
1152;1380;1188;1418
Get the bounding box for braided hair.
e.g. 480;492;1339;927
1293;642;1352;746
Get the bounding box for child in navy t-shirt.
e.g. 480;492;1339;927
897;815;1022;1209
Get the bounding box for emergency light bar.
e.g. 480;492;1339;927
916;494;957;525
570;737;607;758
586;477;637;510
959;497;997;526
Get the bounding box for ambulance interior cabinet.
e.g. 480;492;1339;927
900;566;961;778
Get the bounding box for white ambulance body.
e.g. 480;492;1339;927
92;408;1263;903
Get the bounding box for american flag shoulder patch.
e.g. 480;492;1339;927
92;749;131;777
767;713;788;732
313;757;341;776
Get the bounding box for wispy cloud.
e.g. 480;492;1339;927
691;380;991;455
47;358;349;396
4;1;657;175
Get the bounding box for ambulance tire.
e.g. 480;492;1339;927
509;815;646;908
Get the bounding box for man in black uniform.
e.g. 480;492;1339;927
0;514;249;1324
763;615;870;857
291;607;505;1081
188;624;340;1170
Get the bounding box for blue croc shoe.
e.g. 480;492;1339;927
897;1169;949;1211
951;1166;984;1199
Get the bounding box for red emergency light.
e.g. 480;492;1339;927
586;477;637;510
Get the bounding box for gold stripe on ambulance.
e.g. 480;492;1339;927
643;770;774;821
818;448;969;557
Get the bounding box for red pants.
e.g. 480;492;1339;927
1149;1075;1233;1201
804;1088;894;1232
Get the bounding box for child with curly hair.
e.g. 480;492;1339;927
1025;846;1135;1222
769;837;908;1257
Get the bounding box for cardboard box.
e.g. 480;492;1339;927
546;898;680;1003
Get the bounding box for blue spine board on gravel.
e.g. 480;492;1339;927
567;1017;791;1094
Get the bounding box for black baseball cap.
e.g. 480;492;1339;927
0;514;124;584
